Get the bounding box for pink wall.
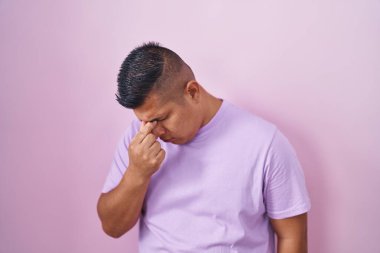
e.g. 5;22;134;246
1;1;379;252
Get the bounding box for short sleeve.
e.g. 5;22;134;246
263;129;311;219
101;119;140;193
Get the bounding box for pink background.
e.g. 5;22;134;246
1;1;379;252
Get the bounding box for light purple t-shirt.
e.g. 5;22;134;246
101;99;311;253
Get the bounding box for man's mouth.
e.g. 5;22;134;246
162;137;175;142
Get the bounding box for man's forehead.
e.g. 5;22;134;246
133;100;167;122
134;108;165;122
133;93;174;121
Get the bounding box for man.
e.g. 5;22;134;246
97;42;311;253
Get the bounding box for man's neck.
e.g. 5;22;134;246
200;95;223;128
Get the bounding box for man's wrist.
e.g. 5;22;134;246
124;166;151;187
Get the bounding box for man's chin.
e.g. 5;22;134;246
161;137;190;145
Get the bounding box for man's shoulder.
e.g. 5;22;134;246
224;100;277;134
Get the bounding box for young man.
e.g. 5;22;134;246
97;42;311;253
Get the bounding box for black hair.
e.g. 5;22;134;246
116;42;186;109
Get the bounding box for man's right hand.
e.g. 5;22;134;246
97;120;165;238
128;121;166;180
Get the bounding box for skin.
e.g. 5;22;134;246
133;81;222;145
96;121;160;238
97;73;308;252
271;213;308;253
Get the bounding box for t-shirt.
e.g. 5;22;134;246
101;99;311;253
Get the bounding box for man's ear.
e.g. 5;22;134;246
184;80;200;101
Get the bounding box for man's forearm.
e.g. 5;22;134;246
97;168;150;238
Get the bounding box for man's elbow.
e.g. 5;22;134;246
101;222;130;238
97;202;128;238
96;194;138;238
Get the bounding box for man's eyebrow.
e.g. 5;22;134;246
145;115;165;122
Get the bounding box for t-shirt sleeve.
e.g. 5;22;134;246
263;128;311;219
101;119;140;194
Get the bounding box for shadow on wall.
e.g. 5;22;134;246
239;99;329;253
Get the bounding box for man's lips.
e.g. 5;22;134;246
161;137;175;142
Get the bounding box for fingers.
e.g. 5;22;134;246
155;149;166;163
140;121;157;136
141;133;157;148
134;121;157;144
140;121;156;134
149;141;162;155
128;120;166;178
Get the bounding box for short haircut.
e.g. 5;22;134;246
116;42;193;109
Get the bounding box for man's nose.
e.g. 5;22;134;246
152;124;166;137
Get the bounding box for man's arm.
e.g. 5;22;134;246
97;121;165;238
97;168;151;238
270;213;308;253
